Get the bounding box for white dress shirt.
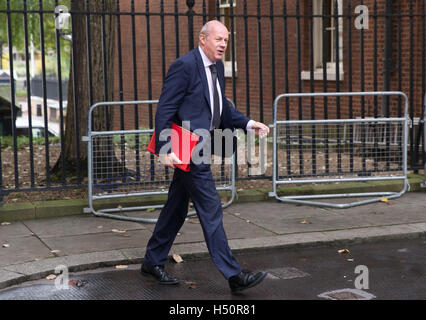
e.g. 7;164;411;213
198;47;254;131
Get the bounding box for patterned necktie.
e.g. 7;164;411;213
209;64;221;129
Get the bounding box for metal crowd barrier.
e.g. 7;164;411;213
269;91;410;209
84;100;236;222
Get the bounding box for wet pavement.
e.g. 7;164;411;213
1;237;424;300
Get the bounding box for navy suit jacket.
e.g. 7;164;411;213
154;48;250;156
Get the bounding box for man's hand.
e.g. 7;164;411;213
250;121;270;138
159;152;183;169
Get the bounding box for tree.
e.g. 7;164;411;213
52;0;117;181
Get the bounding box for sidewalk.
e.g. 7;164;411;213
0;190;425;290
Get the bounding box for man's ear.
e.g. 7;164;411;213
199;34;206;46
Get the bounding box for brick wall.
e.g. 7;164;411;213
112;0;425;131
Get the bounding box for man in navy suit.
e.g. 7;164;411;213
141;20;270;293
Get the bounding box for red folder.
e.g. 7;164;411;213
146;123;200;172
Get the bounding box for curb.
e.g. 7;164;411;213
1;222;425;290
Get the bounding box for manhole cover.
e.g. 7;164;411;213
266;267;310;280
318;288;376;300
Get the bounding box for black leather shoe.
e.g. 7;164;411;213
141;263;179;285
228;270;267;293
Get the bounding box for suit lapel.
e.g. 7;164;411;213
193;48;211;107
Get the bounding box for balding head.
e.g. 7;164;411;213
199;20;227;38
199;20;229;62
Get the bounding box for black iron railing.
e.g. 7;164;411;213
0;0;424;201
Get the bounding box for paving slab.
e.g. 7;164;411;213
143;216;205;244
0;236;53;267
0;222;33;239
226;208;371;235
142;210;276;244
224;202;334;234
39;229;152;256
224;201;333;219
228;231;331;253
221;213;277;238
325;198;426;226
22;215;146;238
318;223;426;243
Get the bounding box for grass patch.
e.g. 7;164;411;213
0;135;60;150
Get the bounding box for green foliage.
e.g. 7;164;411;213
0;134;60;150
113;131;152;150
0;0;70;50
0;0;71;77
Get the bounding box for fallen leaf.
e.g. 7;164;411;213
1;222;11;226
2;244;10;248
172;254;183;263
338;249;350;254
68;280;78;286
115;265;128;269
46;274;57;280
146;208;156;212
119;233;131;237
234;212;241;216
69;279;87;287
185;282;197;289
380;197;393;205
111;229;126;234
300;219;312;224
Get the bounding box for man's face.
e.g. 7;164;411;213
200;23;229;62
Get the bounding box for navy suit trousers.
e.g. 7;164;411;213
143;162;242;279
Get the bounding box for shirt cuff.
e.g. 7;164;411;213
246;120;255;130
